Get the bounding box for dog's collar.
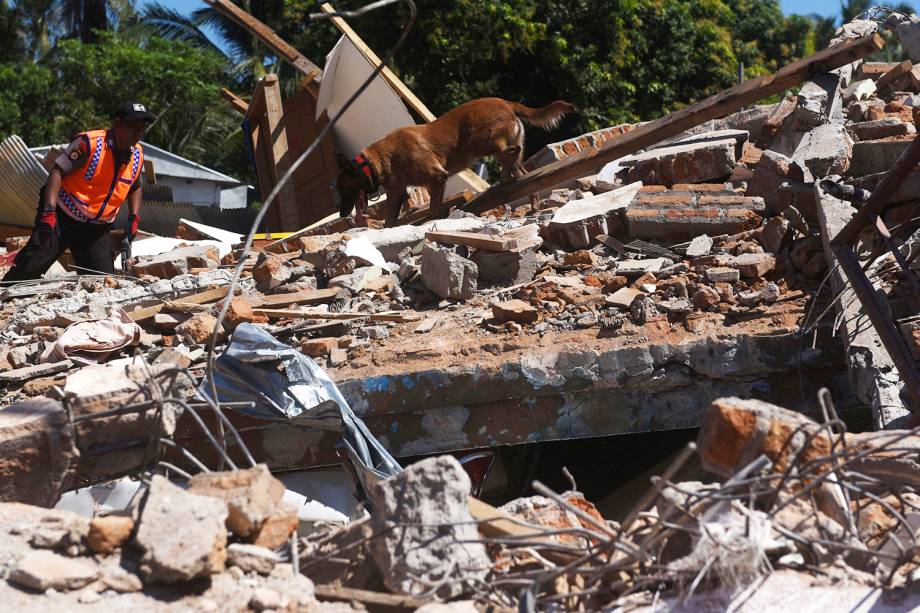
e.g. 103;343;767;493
352;154;378;193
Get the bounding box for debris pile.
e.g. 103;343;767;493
0;12;919;611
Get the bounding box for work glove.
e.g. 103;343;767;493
36;209;57;248
125;213;139;241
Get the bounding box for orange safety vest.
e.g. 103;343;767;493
58;129;143;224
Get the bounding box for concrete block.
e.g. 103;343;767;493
421;246;478;300
848;138;913;177
492;299;538;324
471;245;539;286
606;287;645;309
9;550;98;592
623;138;737;186
252;253;293;291
794;72;843;130
848;118;916;141
728;253;776;278
794;123;853;179
544;182;641;249
616;258;668;277
136;475;228;583
705;267;740;283
0;398;74;507
187;464;285;539
895;15;920;63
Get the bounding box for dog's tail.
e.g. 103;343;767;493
510;100;577;130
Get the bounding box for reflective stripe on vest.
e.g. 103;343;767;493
59;130;143;224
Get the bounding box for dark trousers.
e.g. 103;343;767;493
3;204;115;282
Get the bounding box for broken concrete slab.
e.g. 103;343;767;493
728;253;776;278
227;543;280;575
794;72;843;130
705;267;740;283
848;117;916;141
794;123;854;179
9;550;98;592
623;138;737;186
471;243;539;286
420;246;478;301
0;360;73;384
352;218;486;262
615;258;668;277
252;252;294;291
132;245;220;278
136;475;229;583
492;299;538;324
848;137;913;177
606;287;645;309
0;398;74;507
544;182;642;249
187;464;285;539
368;456;489;598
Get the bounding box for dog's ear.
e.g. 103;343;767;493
336;153;352;171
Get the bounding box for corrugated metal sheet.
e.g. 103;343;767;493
0;135;48;228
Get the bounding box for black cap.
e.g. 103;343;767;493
113;101;156;123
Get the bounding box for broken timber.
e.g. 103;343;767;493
204;0;322;89
465;33;885;214
126;287;236;323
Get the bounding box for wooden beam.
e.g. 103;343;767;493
425;230;518;252
204;0;322;86
464;33;885;214
221;88;249;115
142;160;156;184
253;308;421;322
126;286;235;323
259;75;300;230
255;288;342;307
319;2;488;193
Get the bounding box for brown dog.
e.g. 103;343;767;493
335;97;577;227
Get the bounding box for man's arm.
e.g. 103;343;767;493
128;182;142;217
43;168;63;212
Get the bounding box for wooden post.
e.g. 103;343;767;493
204;0;322;89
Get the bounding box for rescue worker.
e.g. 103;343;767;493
2;101;154;282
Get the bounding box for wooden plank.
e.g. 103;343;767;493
253;308;420;322
425;230;518;252
221;88;249;115
465;33;885;214
261;75;300;230
142;159;156;184
313;584;425;610
126;287;234;323
319;2;488;193
256;288;341;307
204;0;322;86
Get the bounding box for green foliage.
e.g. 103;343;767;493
0;31;252;182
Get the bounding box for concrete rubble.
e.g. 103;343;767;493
0;13;918;612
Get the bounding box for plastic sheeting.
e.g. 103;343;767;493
0;135;48;228
40;308;141;364
197;324;400;502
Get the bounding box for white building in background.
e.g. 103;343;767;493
30;140;251;209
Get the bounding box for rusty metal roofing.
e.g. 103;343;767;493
0;135;48;228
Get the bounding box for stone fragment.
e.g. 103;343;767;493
471;244;539;285
562;250;597;266
616;258;668;277
369;456;489;598
728;253;775;278
705;267;740;283
842;78;877;102
132;245;220;278
747;150;809;213
420;245;478;300
87;515;134;554
153;312;189;331
794;72;842;130
893;14;920;62
691;285;721;310
9;550;98;592
760;217;792;254
849;118;916;141
685;234;713;257
227;543;280;575
187;464;285;539
250;587;284;611
794;123;854;179
224;297;269;331
624;138;737;186
0;398;74;507
251;503;299;549
606;287;644;309
329;348;347;366
301;337;339;358
100;567;143;593
849;138;912;177
492;299;539;324
0;360;73;384
359;325;389;340
136;475;228;583
252;253;293;291
544;183;641;249
175;312;220;345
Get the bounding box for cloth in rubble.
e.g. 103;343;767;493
40;308;141;364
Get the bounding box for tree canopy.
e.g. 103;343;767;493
0;0;897;181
